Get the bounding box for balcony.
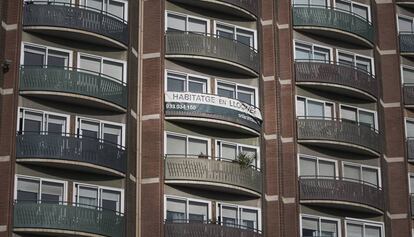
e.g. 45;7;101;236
299;176;384;214
296;117;380;156
23;2;128;49
292;5;374;47
295;60;377;101
19;66;127;112
168;0;257;19
164;91;262;135
165;32;259;77
16;132;126;177
400;33;414;56
13;201;124;237
164;221;262;237
164;156;262;197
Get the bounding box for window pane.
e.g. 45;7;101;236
47;115;66;134
336;0;351;12
307;100;324;118
325;103;333;119
299;157;317;177
102;189;121;212
338;52;354;67
313;46;330;62
236;29;254;47
17;178;39;201
24;111;43;133
80;120;100;138
356;56;372;73
311;0;327;5
221;144;237;161
107;0;125;19
217;83;236;99
103;124;122;145
407;121;414;138
80;56;101;74
188;77;207;93
188;201;208;222
359;111;375;128
347;223;363;237
410;176;414;193
399;17;413;32
296;98;306;117
217;24;234;40
24;46;46;66
86;0;103;11
344;165;361;181
341;107;357;122
302;217;318;237
319;160;335;177
78;186;98;208
188;138;208;157
167;73;186;92
362;167;378;186
103;60;124;82
353;4;368;20
237;87;255;105
295;44;312;61
166;198;186;222
241;147;257;167
241;209;258;230
48;50;69;68
166;135;186;156
321;219;338;237
167;14;186;31
365;226;381;237
41;181;64;203
221;206;238;227
188;18;207;33
403;67;414;84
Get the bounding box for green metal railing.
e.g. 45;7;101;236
19;66;127;109
292;5;374;44
13;201;124;237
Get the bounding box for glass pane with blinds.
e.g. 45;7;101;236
24;46;46;66
78;186;98;208
313;46;330;62
307;100;324;118
24;111;43;133
166;198;186;222
336;0;351;12
221;206;238;227
321;219;338;237
365;225;381;237
167;73;186;92
188;138;208;157
47;115;66;134
338;52;354;67
353;4;368;20
221;143;237;161
41;181;64;203
410;176;414;193
79;56;101;74
341;107;357;122
166;135;186;156
347;223;364;237
325;103;334;119
294;0;308;4
17;178;39;201
86;0;103;11
359;111;375;129
319;160;335;177
80;120;100;138
217;83;236;99
399;17;413;32
167;14;186;31
407;121;414;138
188;18;207;33
299;157;317;177
355;56;372;73
188;201;208;222
103;124;122;145
295;44;312;61
236;29;254;47
188;77;207;93
101;189;121;212
344;164;361;182
302;217;318;237
47;50;69;68
107;0;125;19
362;167;378;186
216;24;234;40
311;0;327;6
296;98;306;117
237;87;255;105
103;60;124;82
403;67;414;84
241;209;258;230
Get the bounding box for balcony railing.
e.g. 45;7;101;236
19;66;127;110
296;117;380;155
23;1;128;46
400;33;414;53
164;156;262;195
404;84;414;106
299;176;384;212
16;132;126;175
165;31;259;75
292;5;374;45
295;60;377;100
164;220;262;237
14;201;124;237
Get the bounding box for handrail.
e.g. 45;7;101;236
299;175;381;189
296;116;379;133
163;219;262;233
294;59;375;78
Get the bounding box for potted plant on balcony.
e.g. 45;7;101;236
236;152;255;169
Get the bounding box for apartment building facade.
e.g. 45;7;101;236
0;0;413;237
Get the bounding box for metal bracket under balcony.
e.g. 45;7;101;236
400;33;414;56
165;32;259;77
19;66;127;112
295;60;378;101
13;201;124;237
292;5;374;47
168;0;257;19
299;177;384;214
297;117;381;156
164;221;262;237
23;2;128;49
164;156;262;197
16;132;127;177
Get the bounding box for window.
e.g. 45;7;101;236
216;141;259;168
410;174;414;194
166;71;209;93
18;108;69;134
217;203;260;231
296;97;334;119
74;183;123;212
217;81;257;106
77;117;124;147
215;23;257;49
16;176;65;204
299;155;336;178
165;196;210;223
407;120;414;138
337;51;374;75
335;0;370;21
402;66;414;84
166;12;208;33
165;133;209;158
22;43;71;68
293;0;328;6
294;42;331;62
343;163;380;187
340;105;377;129
346;220;383;237
79;54;126;83
398;16;414;33
301;215;339;237
80;0;128;20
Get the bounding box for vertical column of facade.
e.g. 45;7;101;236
139;0;164;236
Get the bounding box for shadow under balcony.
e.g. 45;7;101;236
164;221;262;237
23;2;128;49
292;5;374;47
16;132;127;177
164;156;262;197
296;117;381;156
164;91;262;135
165;32;259;77
168;0;257;20
13;201;124;237
19;66;127;112
295;60;378;101
299;176;384;214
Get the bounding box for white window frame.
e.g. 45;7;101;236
75;116;126;148
164;70;211;93
339;104;378;130
293;40;333;62
164;195;212;221
333;0;371;22
215;140;260;168
215;80;259;107
20;42;73;68
78;53;127;84
164;131;211;157
80;0;128;21
216;202;262;232
14;175;68;203
336;49;375;76
165;11;210;34
300;214;342;237
344;218;384;237
213;21;258;49
342;161;382;188
295;96;335;119
397;14;414;33
297;154;339;178
17;107;71;134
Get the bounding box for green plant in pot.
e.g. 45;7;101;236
236;152;255;169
